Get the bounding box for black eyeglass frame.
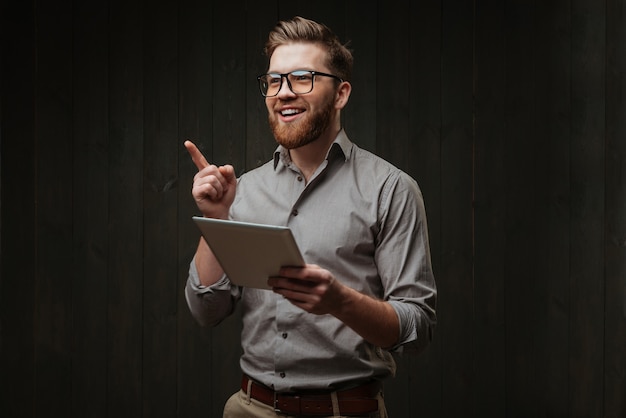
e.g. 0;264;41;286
256;70;343;97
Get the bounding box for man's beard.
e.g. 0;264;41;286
268;96;335;149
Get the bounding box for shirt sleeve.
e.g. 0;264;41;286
376;171;437;354
184;255;240;327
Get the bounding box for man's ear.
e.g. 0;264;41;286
335;81;352;109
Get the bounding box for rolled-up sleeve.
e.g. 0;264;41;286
388;297;436;353
184;256;240;327
377;171;437;353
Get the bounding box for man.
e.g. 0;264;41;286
185;16;436;418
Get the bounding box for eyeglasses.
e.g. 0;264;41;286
257;70;343;97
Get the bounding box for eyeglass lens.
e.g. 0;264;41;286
259;71;314;97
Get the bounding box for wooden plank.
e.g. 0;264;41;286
373;2;412;416
245;3;277;170
374;0;411;173
208;4;248;415
142;0;179;415
569;1;606;416
407;0;443;210
278;0;346;40
404;1;443;417
177;0;215;416
107;0;144;414
605;1;626;416
439;1;475;416
501;2;539;415
344;0;378;153
533;0;572;415
0;2;37;416
32;1;74;415
473;0;507;415
71;2;109;416
211;4;247;170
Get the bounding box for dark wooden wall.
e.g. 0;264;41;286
1;1;624;417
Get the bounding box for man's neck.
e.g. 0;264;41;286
289;128;340;182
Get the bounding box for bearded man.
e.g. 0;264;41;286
184;16;437;418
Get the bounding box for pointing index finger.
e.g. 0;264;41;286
184;140;209;171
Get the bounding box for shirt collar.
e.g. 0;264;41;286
273;129;353;170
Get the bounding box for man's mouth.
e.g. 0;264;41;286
280;108;304;117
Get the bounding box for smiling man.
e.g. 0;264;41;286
184;16;437;418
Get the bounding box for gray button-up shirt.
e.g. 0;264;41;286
186;130;437;392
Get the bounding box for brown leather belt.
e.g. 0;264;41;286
241;375;380;416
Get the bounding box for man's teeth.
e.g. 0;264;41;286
281;109;301;116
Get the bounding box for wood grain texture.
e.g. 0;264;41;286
1;1;624;416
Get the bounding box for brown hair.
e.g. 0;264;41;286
264;16;353;82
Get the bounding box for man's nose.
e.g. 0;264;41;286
276;76;297;97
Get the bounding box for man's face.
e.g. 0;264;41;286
265;43;339;149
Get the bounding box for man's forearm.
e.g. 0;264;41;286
194;237;226;287
332;286;400;349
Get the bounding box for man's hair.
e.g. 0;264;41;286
264;16;353;82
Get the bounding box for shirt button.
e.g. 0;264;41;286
282;332;288;339
280;372;286;378
297;176;303;182
291;209;298;216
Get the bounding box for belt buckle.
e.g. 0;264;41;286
273;391;280;413
273;392;300;416
274;391;287;414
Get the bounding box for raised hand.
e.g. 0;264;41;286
184;140;237;219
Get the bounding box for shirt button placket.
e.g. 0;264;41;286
275;296;291;386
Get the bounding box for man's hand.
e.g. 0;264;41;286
268;264;400;349
184;140;237;219
268;264;342;315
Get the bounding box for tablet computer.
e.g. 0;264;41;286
192;216;305;290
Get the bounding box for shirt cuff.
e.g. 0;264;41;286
188;255;232;294
387;300;419;351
